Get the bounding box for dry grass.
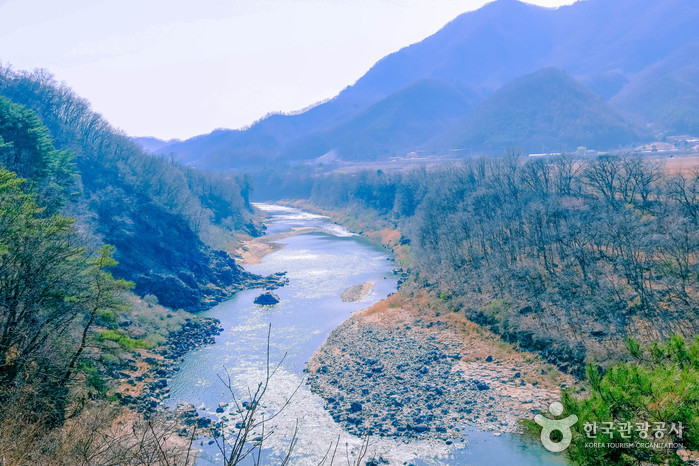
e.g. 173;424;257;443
352;290;575;392
126;294;191;336
654;155;699;174
234;239;285;265
0;402;196;466
362;228;401;247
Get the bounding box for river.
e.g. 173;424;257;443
167;204;567;465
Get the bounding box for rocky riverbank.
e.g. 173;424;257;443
234;226;334;265
235;271;288;294
307;291;574;442
114;317;224;418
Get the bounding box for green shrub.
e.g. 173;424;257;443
561;335;699;465
97;330;154;350
78;361;107;396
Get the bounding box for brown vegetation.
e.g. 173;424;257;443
305;153;698;375
355;291;573;391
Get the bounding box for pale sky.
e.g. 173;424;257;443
0;0;576;140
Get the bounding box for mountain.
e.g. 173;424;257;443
430;68;648;154
156;0;699;167
611;39;699;135
133;136;181;153
282;79;479;161
0;68;269;312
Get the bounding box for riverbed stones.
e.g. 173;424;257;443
117;316;223;424
473;380;490;391
307;319;514;440
157;317;223;361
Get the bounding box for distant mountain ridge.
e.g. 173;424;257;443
429;68;647;154
133;136;181;153
282;79;480;161
150;0;698;168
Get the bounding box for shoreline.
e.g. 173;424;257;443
234;226;337;264
230;203;573;445
108;316;225;461
306;290;574;440
114;317;223;417
274;201;576;440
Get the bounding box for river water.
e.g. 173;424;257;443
167;204;567;465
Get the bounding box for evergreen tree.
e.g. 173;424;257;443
562;336;699;465
0;95;76;211
0;169;130;426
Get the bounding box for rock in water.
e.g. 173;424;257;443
254;292;280;305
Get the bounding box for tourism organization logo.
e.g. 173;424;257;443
532;402;688;455
534;402;578;452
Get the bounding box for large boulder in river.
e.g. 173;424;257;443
254;292;280;305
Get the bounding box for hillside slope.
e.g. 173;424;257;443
611;39;699;135
0;68;270;311
430;68;648;154
282;79;479;161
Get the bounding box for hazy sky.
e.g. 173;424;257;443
1;0;576;140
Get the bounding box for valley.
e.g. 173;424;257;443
0;0;697;464
164;204;571;464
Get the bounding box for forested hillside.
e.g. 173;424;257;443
0;164;134;441
1;92;155;461
301;154;698;374
611;39;699;135
0;67;263;311
0;66;283;463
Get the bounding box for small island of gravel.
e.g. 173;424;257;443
340;282;374;302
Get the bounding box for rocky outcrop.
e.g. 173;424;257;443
91;185;288;313
254;292;280;305
114;317;223;417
